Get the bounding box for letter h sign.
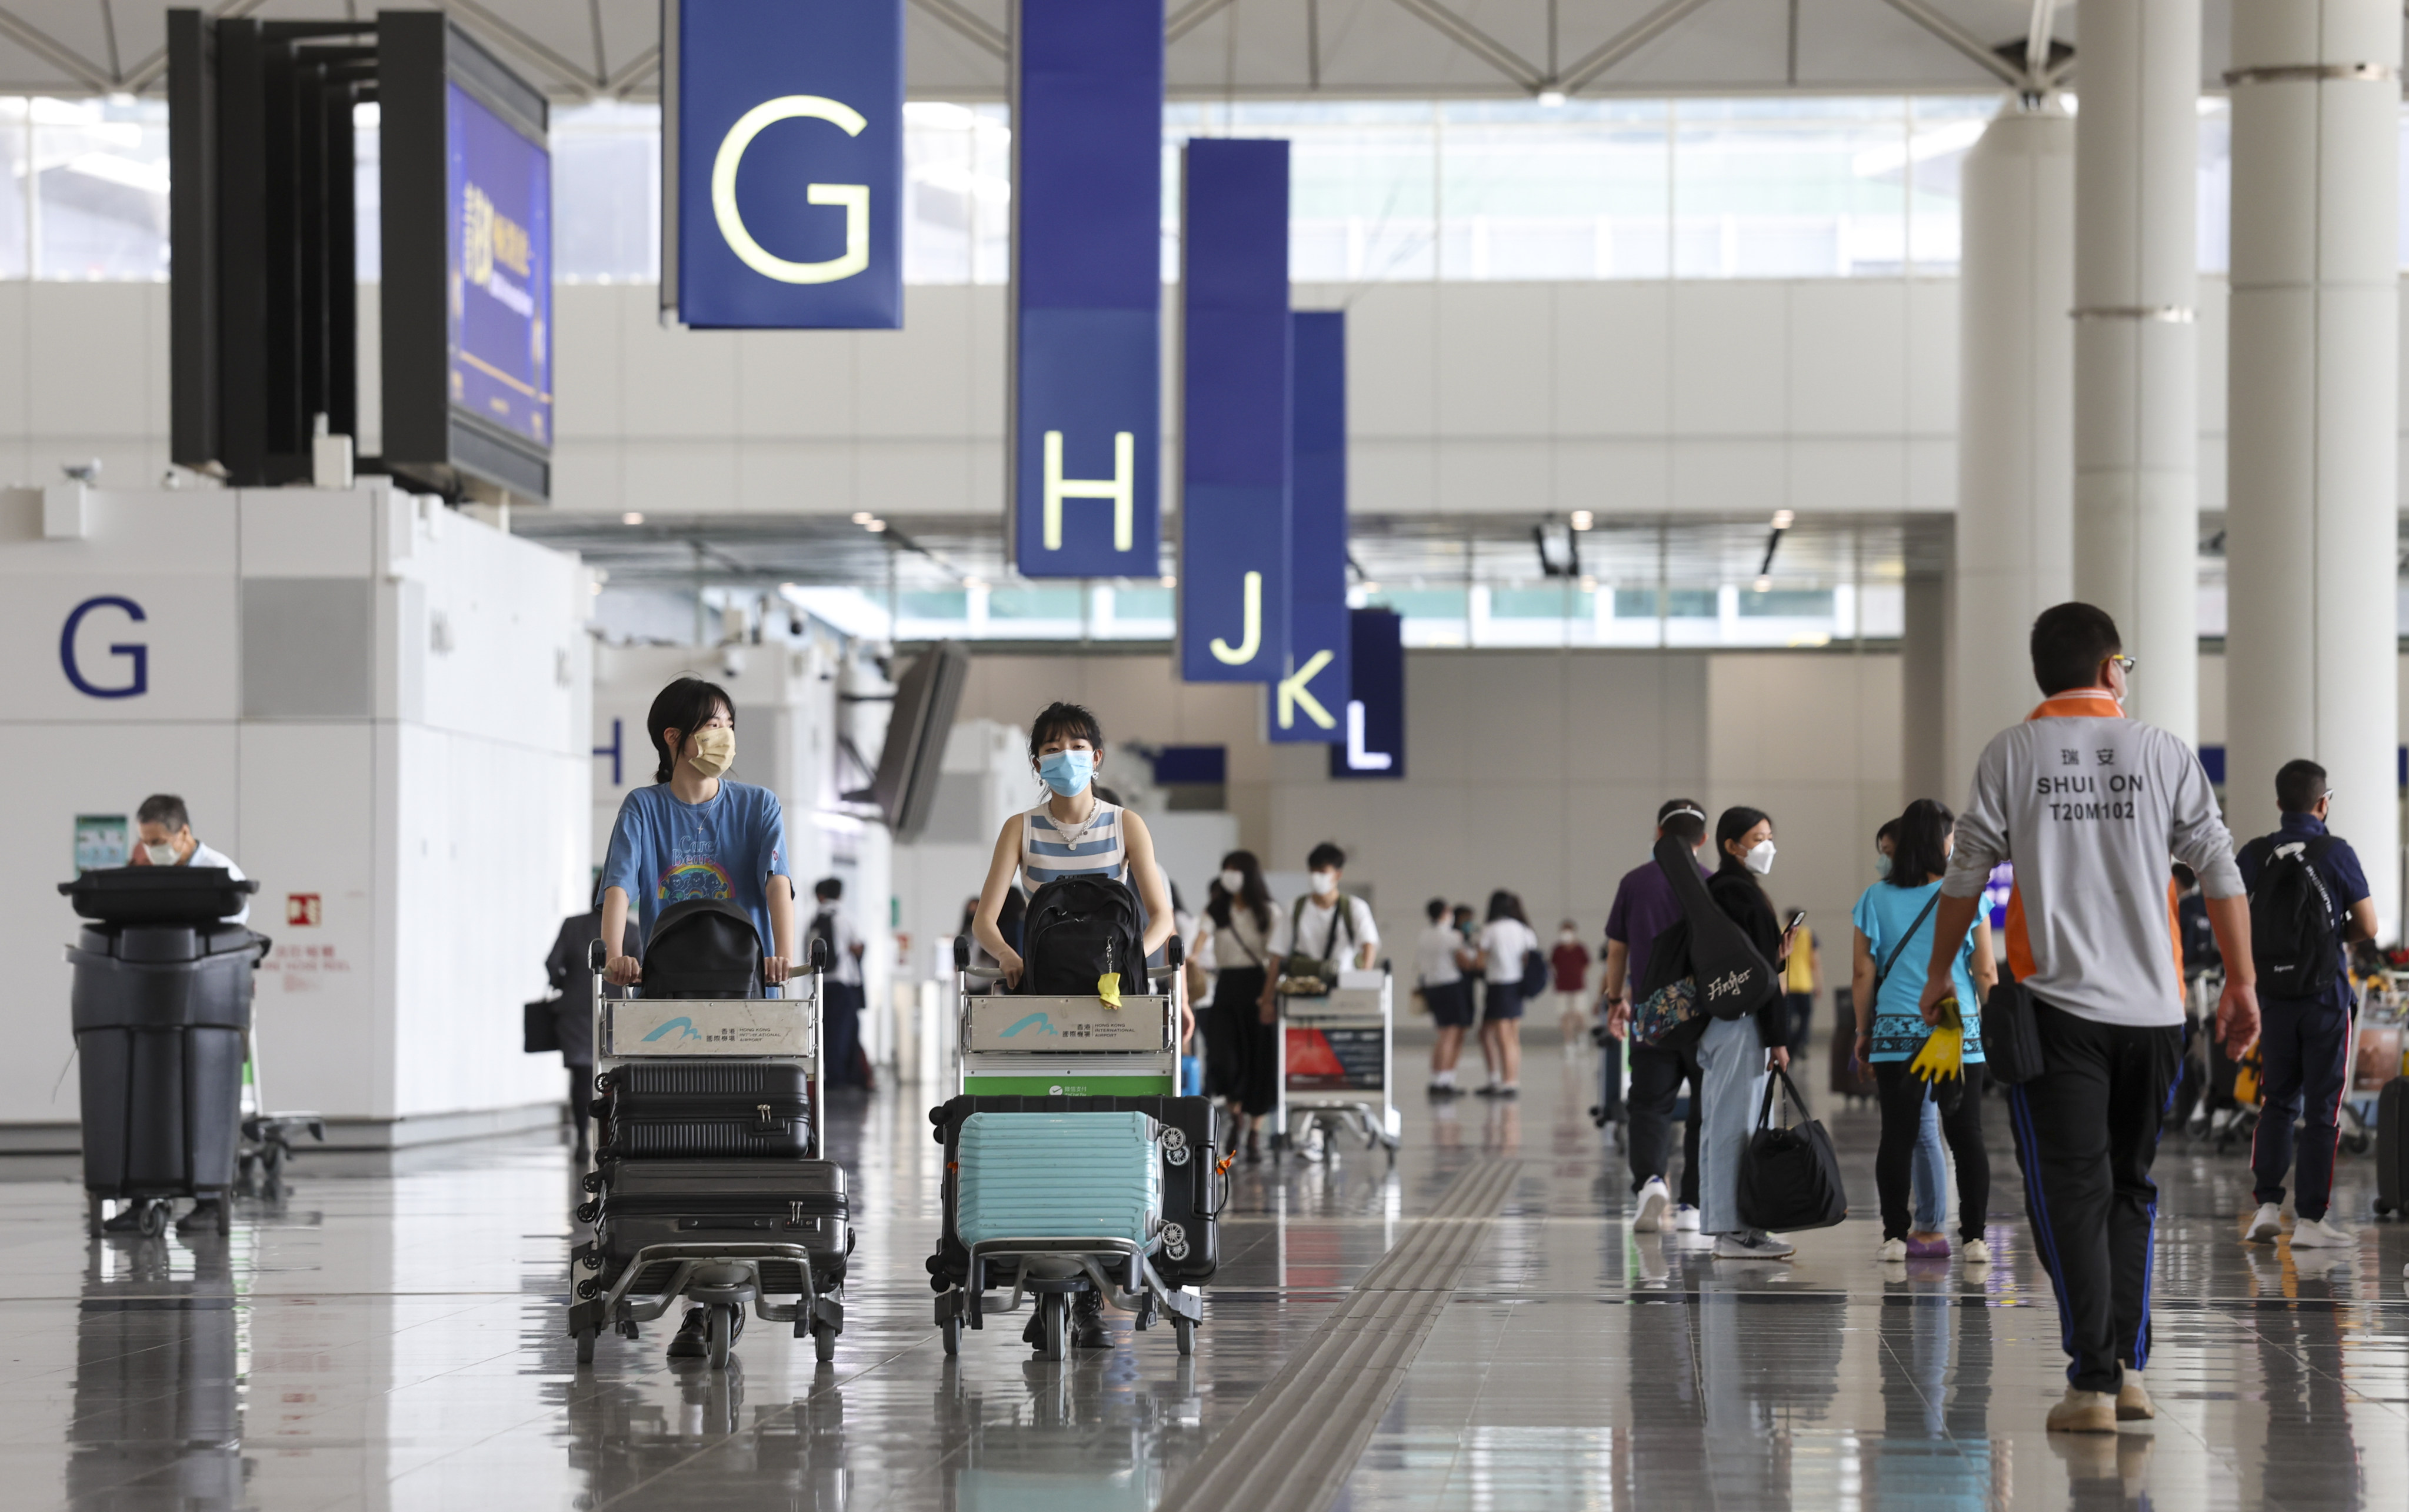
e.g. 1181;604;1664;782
1042;430;1134;552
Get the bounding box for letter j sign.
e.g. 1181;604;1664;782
671;0;902;329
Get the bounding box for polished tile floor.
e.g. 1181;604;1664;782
4;1041;2405;1510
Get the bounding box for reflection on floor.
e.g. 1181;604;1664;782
4;1041;2405;1510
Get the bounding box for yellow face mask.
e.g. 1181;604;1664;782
689;725;735;779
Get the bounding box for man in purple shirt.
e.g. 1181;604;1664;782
1604;801;1711;1233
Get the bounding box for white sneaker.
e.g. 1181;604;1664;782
2047;1387;2118;1434
1876;1237;1907;1261
2290;1215;2357;1248
2243;1202;2283;1243
1632;1177;1671;1234
1673;1204;1701;1232
1962;1238;1991;1265
1713;1231;1795;1260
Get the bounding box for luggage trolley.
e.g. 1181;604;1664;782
1274;967;1402;1158
932;936;1214;1360
567;938;845;1370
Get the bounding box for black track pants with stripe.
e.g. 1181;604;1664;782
2003;998;2183;1394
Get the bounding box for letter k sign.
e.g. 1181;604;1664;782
1277;650;1337;730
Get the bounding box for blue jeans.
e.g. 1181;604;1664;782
1697;1015;1768;1236
1911;1097;1947;1230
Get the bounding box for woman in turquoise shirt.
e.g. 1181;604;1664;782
1852;798;1997;1264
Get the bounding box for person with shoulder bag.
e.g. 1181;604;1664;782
1695;807;1801;1260
1192;850;1280;1163
1852;798;1997;1264
1913;604;2257;1433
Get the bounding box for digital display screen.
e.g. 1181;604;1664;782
447;81;551;445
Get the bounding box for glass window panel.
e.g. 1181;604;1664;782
1489;585;1594;617
0;105;28;279
554;102;659;284
1113;585;1172;618
989;586;1083;620
354;104;380;282
1672;98;1907;279
35;97;169;281
1738;588;1834;617
904;101;1009;286
899;590;968;618
1438;101;1667;280
1234;102;1438;283
1611;587;1717;618
1906;96;1991;273
2198;99;2230;276
1367;587;1467;618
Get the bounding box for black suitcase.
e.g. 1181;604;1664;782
1590;1027;1625;1131
925;1094;1220;1291
1827;988;1875;1104
590;1158;851;1294
599;1061;811;1160
2377;1077;2408;1218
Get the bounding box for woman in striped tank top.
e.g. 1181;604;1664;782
971;702;1185;1028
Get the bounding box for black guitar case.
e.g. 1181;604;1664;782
1652;832;1780;1024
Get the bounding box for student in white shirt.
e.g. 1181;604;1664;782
1472;890;1538;1097
1417;897;1479;1094
1262;842;1381;1021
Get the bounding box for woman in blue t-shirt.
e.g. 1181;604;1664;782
599;677;798;994
1851;798;1996;1264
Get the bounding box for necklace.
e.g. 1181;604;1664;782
1047;793;1103;848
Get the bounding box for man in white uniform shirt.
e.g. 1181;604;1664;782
129;794;249;925
1259;842;1380;1022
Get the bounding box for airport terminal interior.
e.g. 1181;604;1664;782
5;0;2409;1508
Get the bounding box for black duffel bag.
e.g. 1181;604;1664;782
1737;1067;1848;1232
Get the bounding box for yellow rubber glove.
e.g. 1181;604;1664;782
1908;995;1964;1085
1095;973;1122;1008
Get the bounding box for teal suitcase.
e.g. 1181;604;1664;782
955;1111;1162;1249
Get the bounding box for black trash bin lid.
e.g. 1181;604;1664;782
59;867;259;925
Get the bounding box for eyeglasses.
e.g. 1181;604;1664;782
2108;655;2136;675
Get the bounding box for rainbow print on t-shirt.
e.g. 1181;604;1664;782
659;860;734;904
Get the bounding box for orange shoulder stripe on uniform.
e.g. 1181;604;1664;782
2027;690;2125;721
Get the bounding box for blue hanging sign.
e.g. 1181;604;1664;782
1269;310;1347;742
1179;137;1291;684
1330;608;1404;780
672;0;902;329
1009;0;1164;578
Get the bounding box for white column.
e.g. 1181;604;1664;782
2071;0;2201;744
1952;101;2076;790
2224;1;2402;936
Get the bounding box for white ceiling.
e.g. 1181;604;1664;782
0;1;2241;104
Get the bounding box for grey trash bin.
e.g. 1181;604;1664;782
60;870;266;1236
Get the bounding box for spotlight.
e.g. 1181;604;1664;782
1570;509;1594;531
1771;509;1795;531
1754;575;1772;594
865;519;888;533
621;511;644;525
851;511;874;524
1538;89;1566;107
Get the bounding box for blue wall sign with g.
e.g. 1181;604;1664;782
61;595;148;699
675;0;902;329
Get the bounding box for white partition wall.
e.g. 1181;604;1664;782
0;484;592;1150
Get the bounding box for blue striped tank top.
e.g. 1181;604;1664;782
1020;800;1127;894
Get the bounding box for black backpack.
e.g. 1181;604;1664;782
643;899;763;999
807;908;840;971
2245;834;2341;997
1518;938;1548;999
1021;876;1148;995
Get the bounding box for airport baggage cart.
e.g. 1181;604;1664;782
1273;967;1401;1158
932;935;1213;1359
61;871;271;1238
567;936;845;1370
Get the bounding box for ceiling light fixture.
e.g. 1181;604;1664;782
621;511;644;525
851;511;874;524
1771;509;1795;530
1570;509;1594;531
864;519;888;532
1754;575;1773;593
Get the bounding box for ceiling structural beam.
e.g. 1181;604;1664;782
124;0;274;92
1382;0;1545;92
445;0;607;97
912;0;1008;58
1167;0;1238;46
1558;0;1714;92
608;41;661;96
0;6;120;93
1875;0;2026;89
2024;0;2057;75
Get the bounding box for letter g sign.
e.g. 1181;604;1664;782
61;595;148;698
712;95;870;285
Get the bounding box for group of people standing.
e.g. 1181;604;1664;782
1412;894;1543;1100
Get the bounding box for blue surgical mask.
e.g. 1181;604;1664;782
1037;749;1094;797
1874;852;1892;880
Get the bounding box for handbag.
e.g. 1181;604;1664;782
1280;894;1356;995
522;998;561;1054
1737;1065;1850;1231
1983;970;2046;1086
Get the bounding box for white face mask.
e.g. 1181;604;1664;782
1744;838;1777;876
1309;870;1338;898
1219;869;1245;895
1558;929;1577;943
144;842;179;866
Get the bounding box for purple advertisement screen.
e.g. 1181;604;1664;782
447;82;552;447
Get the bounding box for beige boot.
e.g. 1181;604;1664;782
2117;1370;2155;1421
2047;1387;2118;1433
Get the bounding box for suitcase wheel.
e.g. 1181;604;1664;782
1173;1315;1195;1356
812;1322;838;1364
706;1303;735;1369
575;1329;597;1365
941;1315;961;1356
139;1200;168;1239
2377;1198;2395;1218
